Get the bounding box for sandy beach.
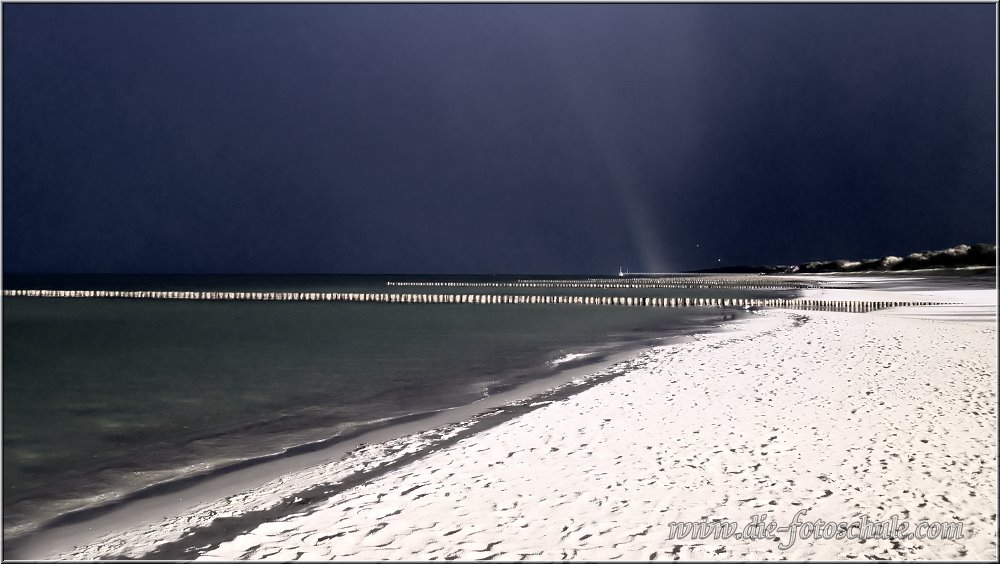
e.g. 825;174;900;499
22;275;998;561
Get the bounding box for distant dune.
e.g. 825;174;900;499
695;243;997;274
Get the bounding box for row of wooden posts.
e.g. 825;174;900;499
2;289;938;311
542;277;807;288
386;281;798;290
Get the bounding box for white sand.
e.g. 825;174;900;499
43;279;998;560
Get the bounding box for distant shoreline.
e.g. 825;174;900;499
692;243;996;274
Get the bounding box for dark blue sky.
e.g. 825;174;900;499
3;4;996;274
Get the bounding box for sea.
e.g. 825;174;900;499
2;274;796;541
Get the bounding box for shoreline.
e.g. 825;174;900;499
8;275;997;560
4;309;750;559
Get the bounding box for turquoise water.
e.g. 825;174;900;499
2;274;790;538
